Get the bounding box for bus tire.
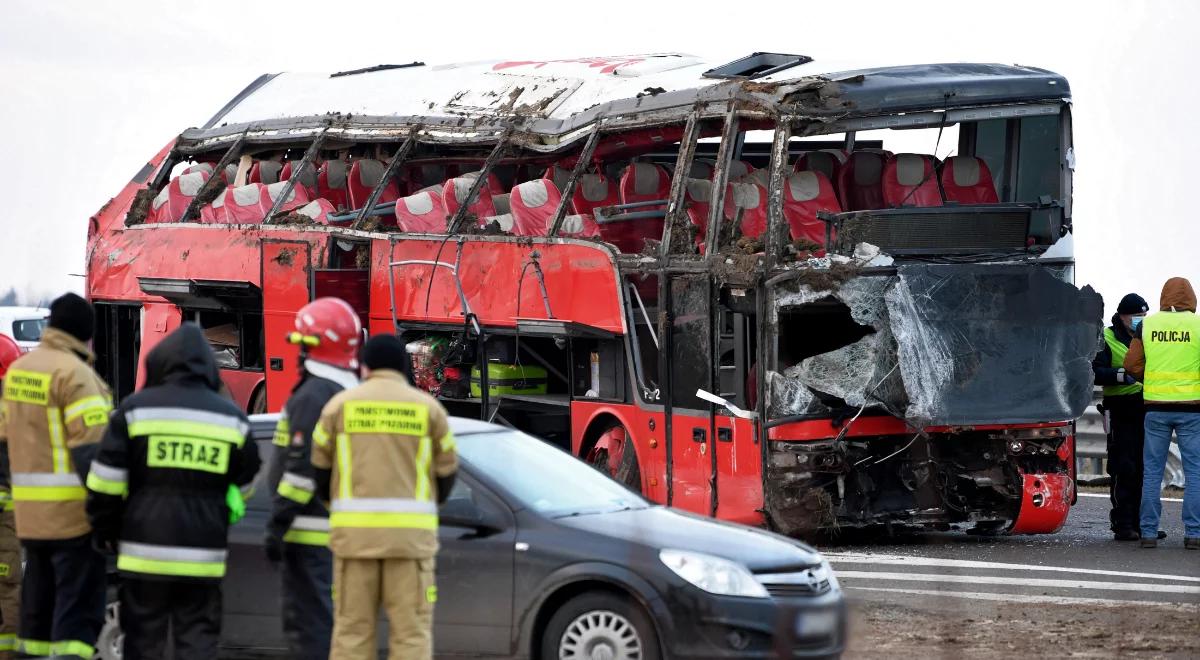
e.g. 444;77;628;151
587;424;641;494
249;383;267;415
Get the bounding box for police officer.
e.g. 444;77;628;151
1092;293;1150;540
0;293;111;659
1124;277;1200;549
310;335;457;659
265;298;362;660
86;324;261;658
0;334;25;659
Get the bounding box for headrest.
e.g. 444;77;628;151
322;161;349;189
894;154;931;186
448;177;483;204
354;159;388;187
492;193;511;215
560;215;589;234
221;164;238;183
177;171;209;197
578;174;611;202
728;160;752;180
949;156;982;186
850;152;884;186
296;200;326;220
798;151;838;179
630;163;663;196
546;166;571;191
744;169;770;187
786;172;822;202
185;163;215;176
265;181;297;204
257;161;283;185
232;183;262;207
284;161;317;187
152;186;171;210
728;182;762;210
689;160;715;179
516;179;553;209
485;213;515;232
685;178;712;203
403;191;438;215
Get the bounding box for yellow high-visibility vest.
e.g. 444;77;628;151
1141;311;1200;402
1102;327;1142;397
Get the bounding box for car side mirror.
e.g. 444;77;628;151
439;499;504;535
695;389;758;420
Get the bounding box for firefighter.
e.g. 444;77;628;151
264;298;362;660
1124;277;1200;549
0;334;25;659
1092;293;1151;540
309;334;457;659
0;294;112;659
86;323;261;658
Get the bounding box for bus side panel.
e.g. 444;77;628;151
220;369;265;414
714;416;764;526
570;401;667;504
136;302;181;389
261;240;313;412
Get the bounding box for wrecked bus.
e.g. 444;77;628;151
86;53;1100;536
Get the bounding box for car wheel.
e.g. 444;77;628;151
94;601;123;660
542;592;660;660
586;425;641;493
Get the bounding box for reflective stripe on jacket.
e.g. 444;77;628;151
0;327;111;540
311;369;457;559
1141;311;1200;402
1102;327;1142;397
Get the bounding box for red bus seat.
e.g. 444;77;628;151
249;161;282;185
511;179;600;237
940;156;999;204
209;182;311;224
183;163;214;177
347;159;400;210
292;199;335;225
461;170;506;196
619;163;670;207
442;176;496;224
685;178;712;251
723;181;768;239
318;161;350;211
280;160;319;199
728;160;754;181
217;163;238;185
794;151;842;184
394;189;447;233
836;151;887;210
882;154;943;207
689;159;715;179
782;171;841;246
543;165;571;192
149;171;209;223
571;173;619;217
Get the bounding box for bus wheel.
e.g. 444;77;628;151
249;384;267;415
587;424;641;493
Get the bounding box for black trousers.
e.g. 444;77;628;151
119;578;221;660
18;536;105;659
1105;395;1147;533
281;543;333;660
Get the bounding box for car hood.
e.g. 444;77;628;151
552;506;823;572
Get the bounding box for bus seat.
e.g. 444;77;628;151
481;214;515;232
264;181;312;216
571;173;619;217
442;176;496;224
618;163;670;207
394;189;447;233
836;151;887;210
347;159;400;210
183;163;214;176
723;181;768;240
249;160;282;186
280;160;319;199
492;193;511;215
782;171;840;246
685;178;712;251
217;183;268;224
940;156;999;204
511;179;599;238
794;151;843;185
543;165;571;192
689;159;715;179
149;171;209;223
882;154;943;207
728;160;754;181
217;163;238;185
742;168;770;187
293;199;335;225
460;170;506;196
317;161;350;212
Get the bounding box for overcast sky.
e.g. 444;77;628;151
2;0;1195;316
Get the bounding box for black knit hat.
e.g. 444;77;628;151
1117;293;1149;315
361;335;409;372
48;293;94;343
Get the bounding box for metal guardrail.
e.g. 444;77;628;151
1075;404;1185;488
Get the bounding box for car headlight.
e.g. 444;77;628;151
659;549;769;598
815;558;840;591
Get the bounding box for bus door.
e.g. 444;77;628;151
135;302;182;389
261;240;313;411
665;274;715;515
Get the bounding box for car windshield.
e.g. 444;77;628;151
12;318;46;342
459;430;648;517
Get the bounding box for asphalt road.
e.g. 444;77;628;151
821;492;1200;658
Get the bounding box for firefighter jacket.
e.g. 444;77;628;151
267;360;358;547
0;327;112;541
310;369;457;559
86;324;261;580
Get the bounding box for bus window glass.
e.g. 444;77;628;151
972;119;1008;199
669;276;711;410
1016;115;1061;202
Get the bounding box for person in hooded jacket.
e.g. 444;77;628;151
265;298;362;660
1092;293;1151;540
1124;277;1200;549
0;293;111;660
86;323;261;659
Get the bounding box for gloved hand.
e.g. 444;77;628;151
226;484;247;525
264;531;284;565
91;533;118;556
1124;373;1138;384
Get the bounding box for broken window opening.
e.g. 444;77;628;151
777;297;874;366
624;274;661;402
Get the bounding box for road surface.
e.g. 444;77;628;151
825;492;1200;658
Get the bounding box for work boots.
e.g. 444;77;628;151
1140;531;1169;548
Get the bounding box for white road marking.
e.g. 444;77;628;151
845;586;1200;609
834;571;1200;594
824;553;1200;583
1078;491;1183;503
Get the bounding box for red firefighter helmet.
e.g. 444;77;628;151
288;298;362;369
0;334;21;380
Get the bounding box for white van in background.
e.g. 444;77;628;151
0;307;49;351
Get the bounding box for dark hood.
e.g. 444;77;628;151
144;323;222;391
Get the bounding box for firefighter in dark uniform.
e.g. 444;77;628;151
0;334;26;659
0;293;112;659
311;335;457;659
265;298;362;660
86;324;261;659
1093;293;1152;540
